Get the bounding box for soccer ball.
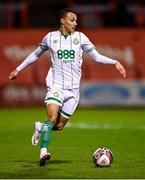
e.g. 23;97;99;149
92;147;113;167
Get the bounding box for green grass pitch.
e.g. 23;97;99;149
0;107;145;179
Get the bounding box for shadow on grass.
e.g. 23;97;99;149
0;159;73;179
13;159;72;165
48;160;72;164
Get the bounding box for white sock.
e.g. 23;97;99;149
40;147;47;158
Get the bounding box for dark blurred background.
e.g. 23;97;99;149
0;0;145;28
1;0;145;107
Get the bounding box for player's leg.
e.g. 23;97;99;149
40;89;79;165
31;87;63;144
31;113;64;146
52;113;69;130
32;88;79;166
39;88;63;166
40;103;59;166
52;88;80;130
33;112;68;133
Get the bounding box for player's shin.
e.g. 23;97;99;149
40;120;54;149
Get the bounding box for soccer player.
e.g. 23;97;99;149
9;8;126;166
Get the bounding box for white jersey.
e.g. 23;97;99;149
41;31;95;89
16;30;116;90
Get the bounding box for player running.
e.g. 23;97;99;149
9;8;126;166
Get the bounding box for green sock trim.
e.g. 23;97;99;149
44;120;54;128
40;120;54;148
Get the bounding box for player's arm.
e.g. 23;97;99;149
9;34;49;80
81;33;126;78
88;49;126;78
9;44;48;80
115;60;126;78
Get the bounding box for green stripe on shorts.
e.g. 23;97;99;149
61;110;71;118
45;97;62;104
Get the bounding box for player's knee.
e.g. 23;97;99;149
52;126;64;131
47;114;58;123
53;122;65;131
58;125;64;131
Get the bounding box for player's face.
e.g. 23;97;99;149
61;12;77;34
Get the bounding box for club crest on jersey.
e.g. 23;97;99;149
53;91;59;98
53;40;58;44
73;38;79;45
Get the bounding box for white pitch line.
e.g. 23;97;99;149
66;122;145;130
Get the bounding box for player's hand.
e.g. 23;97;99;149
9;69;19;80
115;61;126;78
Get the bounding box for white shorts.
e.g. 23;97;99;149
44;87;80;119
